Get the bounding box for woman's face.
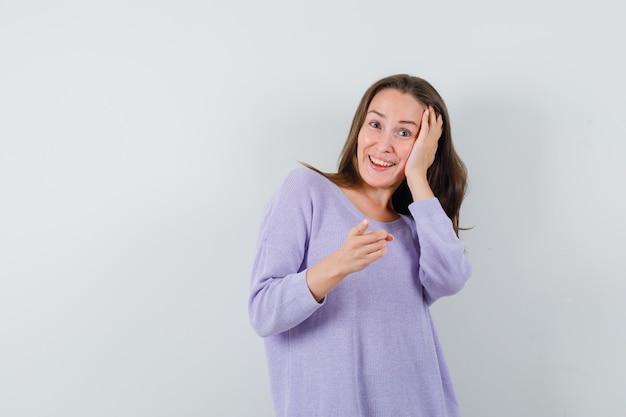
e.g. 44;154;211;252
357;88;426;192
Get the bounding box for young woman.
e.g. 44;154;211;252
249;74;471;417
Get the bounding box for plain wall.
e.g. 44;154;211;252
1;0;625;416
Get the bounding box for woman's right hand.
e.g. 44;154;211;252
337;219;393;274
306;219;392;301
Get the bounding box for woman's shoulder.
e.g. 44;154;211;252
262;167;335;222
281;166;333;191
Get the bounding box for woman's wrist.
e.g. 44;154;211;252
406;174;434;202
305;252;347;302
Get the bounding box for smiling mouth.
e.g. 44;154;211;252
369;155;395;167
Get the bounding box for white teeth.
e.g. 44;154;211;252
369;156;395;167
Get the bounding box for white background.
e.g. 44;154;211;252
1;1;625;416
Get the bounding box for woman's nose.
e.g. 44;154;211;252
377;131;393;152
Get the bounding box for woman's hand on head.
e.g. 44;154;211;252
403;105;442;201
405;105;443;180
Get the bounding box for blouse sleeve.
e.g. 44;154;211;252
408;198;472;306
248;170;324;337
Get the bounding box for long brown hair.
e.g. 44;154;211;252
304;74;468;235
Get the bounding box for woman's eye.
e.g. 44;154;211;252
369;121;380;128
398;129;411;138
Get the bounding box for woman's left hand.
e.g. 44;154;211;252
405;105;443;180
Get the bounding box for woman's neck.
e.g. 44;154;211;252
340;185;399;222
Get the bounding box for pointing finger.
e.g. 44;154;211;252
351;219;370;236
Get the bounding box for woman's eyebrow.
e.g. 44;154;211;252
367;110;386;118
367;110;417;127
